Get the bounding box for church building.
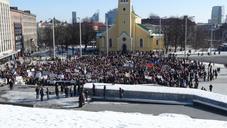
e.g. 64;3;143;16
96;0;165;52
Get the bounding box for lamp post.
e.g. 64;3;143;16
210;25;217;53
159;17;162;55
106;15;109;56
77;17;82;57
184;16;188;57
52;17;56;59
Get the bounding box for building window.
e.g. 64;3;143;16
122;37;126;42
123;8;126;11
140;38;143;48
109;38;112;48
156;40;159;46
121;0;128;2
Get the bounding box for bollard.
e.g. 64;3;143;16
55;85;59;99
103;85;106;99
73;85;77;96
92;84;96;96
46;88;49;100
79;92;83;108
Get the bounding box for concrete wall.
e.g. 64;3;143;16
85;86;227;110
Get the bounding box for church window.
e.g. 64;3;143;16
156;40;159;46
140;38;143;48
109;38;112;48
122;37;126;42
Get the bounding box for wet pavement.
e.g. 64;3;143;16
80;102;227;121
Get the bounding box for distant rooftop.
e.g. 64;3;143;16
10;6;36;17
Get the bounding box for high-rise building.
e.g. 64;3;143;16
10;7;37;52
209;6;224;25
90;11;99;22
105;9;117;26
0;0;14;59
72;11;77;24
225;15;227;23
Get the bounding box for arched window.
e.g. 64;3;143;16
156;40;159;46
109;38;112;48
140;38;143;48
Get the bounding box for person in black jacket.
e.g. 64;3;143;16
35;86;39;99
55;85;59;98
40;87;44;101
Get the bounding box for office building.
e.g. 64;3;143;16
90;11;99;22
72;11;77;24
209;6;224;25
105;9;117;26
10;7;37;52
0;0;14;59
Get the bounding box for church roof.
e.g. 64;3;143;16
137;24;150;32
132;9;140;18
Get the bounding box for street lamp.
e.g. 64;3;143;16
210;25;218;53
159;17;162;55
77;17;82;57
105;15;109;56
49;17;56;59
210;27;214;53
184;16;188;57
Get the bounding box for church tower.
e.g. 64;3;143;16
96;0;165;53
117;0;132;51
117;0;132;50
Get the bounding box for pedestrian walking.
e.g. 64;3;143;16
92;84;96;96
9;79;14;90
55;85;59;98
40;87;44;101
209;84;213;92
35;86;39;99
73;85;77;96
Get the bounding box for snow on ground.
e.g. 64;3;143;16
0;104;226;128
199;63;227;95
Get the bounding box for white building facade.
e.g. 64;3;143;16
0;0;13;59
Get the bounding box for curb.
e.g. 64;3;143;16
0;101;34;107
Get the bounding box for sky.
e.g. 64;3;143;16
10;0;227;23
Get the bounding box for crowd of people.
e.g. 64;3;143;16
0;52;220;90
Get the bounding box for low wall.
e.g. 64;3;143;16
84;83;227;111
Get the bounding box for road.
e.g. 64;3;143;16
79;102;227;121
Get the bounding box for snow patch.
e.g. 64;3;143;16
0;104;226;128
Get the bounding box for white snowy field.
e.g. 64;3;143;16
0;104;226;128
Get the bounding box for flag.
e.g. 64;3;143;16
146;63;154;69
